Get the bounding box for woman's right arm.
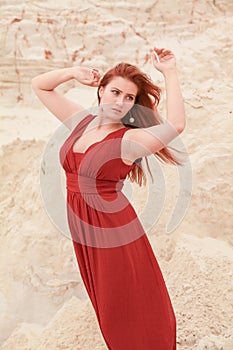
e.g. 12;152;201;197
31;66;100;127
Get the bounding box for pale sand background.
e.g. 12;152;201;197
0;1;233;349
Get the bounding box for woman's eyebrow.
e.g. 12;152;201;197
111;87;136;97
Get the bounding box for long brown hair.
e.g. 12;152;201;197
97;62;183;186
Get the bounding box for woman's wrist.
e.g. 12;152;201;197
58;67;78;83
162;67;178;79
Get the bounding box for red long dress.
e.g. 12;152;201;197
60;114;176;350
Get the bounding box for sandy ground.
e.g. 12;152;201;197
0;1;233;349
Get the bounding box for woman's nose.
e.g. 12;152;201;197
116;95;124;104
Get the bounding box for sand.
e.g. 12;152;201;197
0;1;233;349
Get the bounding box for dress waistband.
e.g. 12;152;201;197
66;172;123;194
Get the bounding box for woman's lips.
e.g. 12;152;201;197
112;107;122;113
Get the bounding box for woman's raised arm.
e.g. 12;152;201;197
31;66;100;127
123;48;186;160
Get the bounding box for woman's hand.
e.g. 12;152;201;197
151;47;176;75
73;67;101;87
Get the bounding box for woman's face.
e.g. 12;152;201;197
98;76;138;121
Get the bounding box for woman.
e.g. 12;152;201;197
32;47;186;349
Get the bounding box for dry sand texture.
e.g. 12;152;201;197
0;1;233;349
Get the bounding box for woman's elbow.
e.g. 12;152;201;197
31;77;39;91
176;117;186;134
176;123;186;134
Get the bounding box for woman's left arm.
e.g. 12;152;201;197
123;48;186;160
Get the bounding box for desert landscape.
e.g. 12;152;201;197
0;0;233;349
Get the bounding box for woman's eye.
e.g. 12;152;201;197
112;90;119;95
127;96;134;101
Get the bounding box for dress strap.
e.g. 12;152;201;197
72;114;96;135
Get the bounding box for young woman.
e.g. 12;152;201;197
32;47;186;350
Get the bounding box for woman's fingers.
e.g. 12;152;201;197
92;68;99;74
82;68;100;86
153;47;173;56
153;50;160;63
153;47;174;62
91;68;100;78
151;52;159;66
91;68;101;83
153;47;168;62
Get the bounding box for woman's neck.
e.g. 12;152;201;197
96;112;124;130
